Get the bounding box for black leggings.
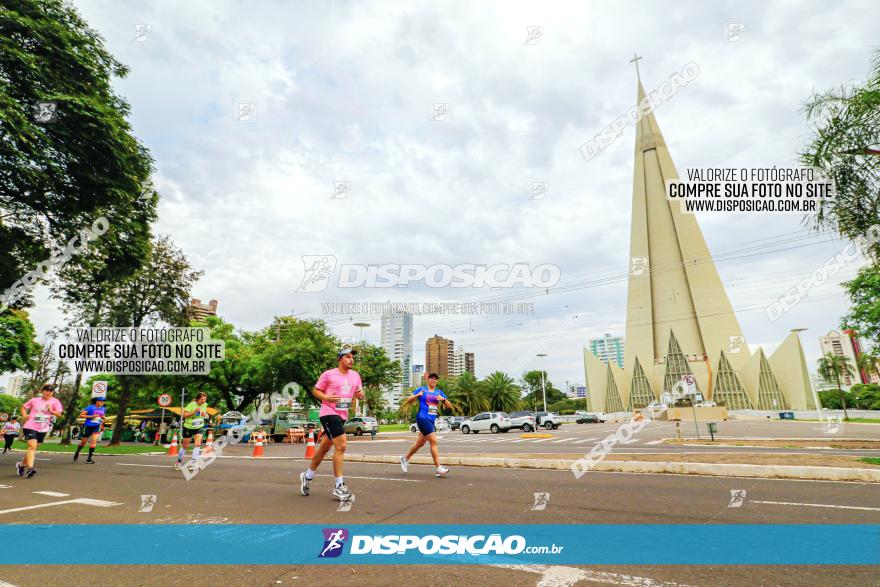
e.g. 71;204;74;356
3;434;15;451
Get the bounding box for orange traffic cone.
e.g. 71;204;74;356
304;429;316;458
205;429;214;453
167;432;178;456
251;431;265;457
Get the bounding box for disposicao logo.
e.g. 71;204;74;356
318;528;349;558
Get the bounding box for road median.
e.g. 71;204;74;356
345;452;880;482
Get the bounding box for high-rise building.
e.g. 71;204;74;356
426;335;453;378
5;374;24;399
589;334;625;368
380;313;413;408
411;364;424;387
583;67;813;413
818;329;877;387
450;346;475;377
188;298;218;322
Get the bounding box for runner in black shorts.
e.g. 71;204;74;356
299;348;365;501
74;397;106;463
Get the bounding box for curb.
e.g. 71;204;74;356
344;454;880;482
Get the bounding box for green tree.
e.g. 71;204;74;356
817;352;855;420
102;237;202;444
0;0;157;301
0;393;22;416
0;308;38;373
482;371;520;413
800;49;880;260
520;370;564;410
445;371;487;416
856;351;880;384
352;342;401;414
842;267;880;349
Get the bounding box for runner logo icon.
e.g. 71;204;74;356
319;528;349;558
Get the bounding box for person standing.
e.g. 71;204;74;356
3;416;20;454
74;397;106;463
299;348;365;501
399;373;452;477
17;385;63;478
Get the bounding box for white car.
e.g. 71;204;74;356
460;412;511;434
695;400;717;407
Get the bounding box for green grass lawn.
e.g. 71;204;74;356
10;440;162;454
858;457;880;466
379;423;412;432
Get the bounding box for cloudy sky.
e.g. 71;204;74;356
5;0;879;390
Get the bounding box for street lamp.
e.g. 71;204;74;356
537;353;548;412
353;322;370;342
791;328;823;421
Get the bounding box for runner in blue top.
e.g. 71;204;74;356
74;397;106;463
399;373;453;477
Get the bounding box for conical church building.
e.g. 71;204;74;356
583;72;815;413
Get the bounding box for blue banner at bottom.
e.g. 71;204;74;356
4;524;878;565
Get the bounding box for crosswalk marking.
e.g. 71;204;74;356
33;491;69;497
551;438;576;443
575;438;598;443
645;440;664;445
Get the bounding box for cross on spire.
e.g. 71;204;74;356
629;53;643;81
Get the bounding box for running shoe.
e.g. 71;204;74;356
25;469;37;478
299;471;311;496
436;466;449;477
174;461;182;471
399;456;408;473
73;453;79;462
15;461;24;477
332;483;353;501
85;458;95;464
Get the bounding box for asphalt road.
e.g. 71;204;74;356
1;445;878;586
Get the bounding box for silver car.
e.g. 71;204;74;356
343;417;378;436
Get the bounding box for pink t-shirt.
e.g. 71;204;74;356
23;397;63;432
315;368;362;418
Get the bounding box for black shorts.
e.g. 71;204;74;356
23;428;47;443
82;425;101;437
181;427;205;439
319;415;345;439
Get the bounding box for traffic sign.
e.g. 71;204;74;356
157;394;172;407
91;381;108;398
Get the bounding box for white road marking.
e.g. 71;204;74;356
0;485;11;489
0;579;18;587
575;438;599;443
492;564;695;586
530;438;553;443
33;491;69;497
645;440;664;445
751;500;880;511
511;439;530;443
551;438;576;443
0;498;122;516
315;474;423;483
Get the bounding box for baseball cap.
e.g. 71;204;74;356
337;347;358;359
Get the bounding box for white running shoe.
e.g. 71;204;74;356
436;466;449;477
333;483;353;501
399;456;408;473
174;461;182;471
299;471;311;496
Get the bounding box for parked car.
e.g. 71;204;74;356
695;400;717;407
409;418;449;433
534;411;562;429
576;414;602;424
446;416;466;430
574;410;589;417
507;413;536;432
460;412;511;434
344;417;378;436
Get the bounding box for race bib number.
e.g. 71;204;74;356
92;417;103;424
189;418;204;428
428;404;438;415
33;414;49;424
336;399;351;410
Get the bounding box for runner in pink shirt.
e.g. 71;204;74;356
299;347;364;501
18;384;64;478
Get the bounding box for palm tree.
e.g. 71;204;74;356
856;351;880;384
362;386;387;417
445;372;488;416
482;371;520;413
817;353;855;420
